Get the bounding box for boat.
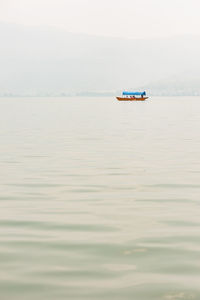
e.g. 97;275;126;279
116;91;148;101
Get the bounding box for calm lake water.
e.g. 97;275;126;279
0;96;200;300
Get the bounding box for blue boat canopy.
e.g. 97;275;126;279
123;91;146;96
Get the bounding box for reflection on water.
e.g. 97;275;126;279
0;97;200;299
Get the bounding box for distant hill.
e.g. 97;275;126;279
1;23;200;96
139;71;200;96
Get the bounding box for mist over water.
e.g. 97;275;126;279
0;97;200;300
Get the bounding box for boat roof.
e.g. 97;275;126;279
123;91;146;96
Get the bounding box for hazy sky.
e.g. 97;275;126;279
1;0;200;38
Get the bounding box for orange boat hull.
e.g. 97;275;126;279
116;97;148;101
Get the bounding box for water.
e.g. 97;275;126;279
0;96;200;300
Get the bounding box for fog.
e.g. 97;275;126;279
1;0;200;96
1;0;200;39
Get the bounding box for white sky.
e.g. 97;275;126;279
1;0;200;38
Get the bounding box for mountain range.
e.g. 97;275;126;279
1;23;200;96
